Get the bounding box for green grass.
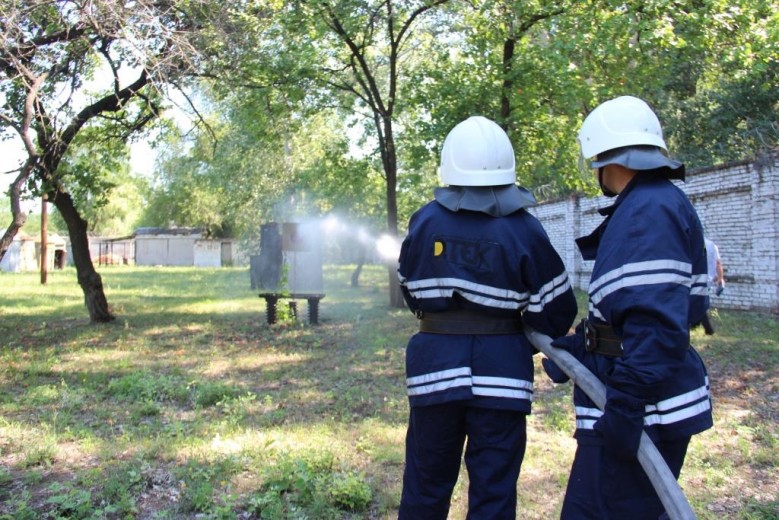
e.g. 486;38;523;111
0;265;777;519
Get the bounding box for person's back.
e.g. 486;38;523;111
398;116;577;519
401;200;576;410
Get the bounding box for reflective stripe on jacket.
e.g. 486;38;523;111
574;174;713;441
398;201;578;412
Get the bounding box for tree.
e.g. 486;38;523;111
143;88;389;281
151;1;456;304
401;0;778;202
650;0;779;166
51;131;149;237
138;0;779;295
1;0;207;321
141;84;307;238
272;0;453;305
528;0;779;171
401;0;590;199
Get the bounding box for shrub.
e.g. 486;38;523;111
327;471;372;511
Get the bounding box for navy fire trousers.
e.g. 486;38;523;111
398;402;527;520
561;437;690;519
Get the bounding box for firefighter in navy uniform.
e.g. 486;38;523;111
397;116;578;520
542;96;714;519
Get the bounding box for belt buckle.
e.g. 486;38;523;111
583;319;598;353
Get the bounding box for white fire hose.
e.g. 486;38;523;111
526;328;698;520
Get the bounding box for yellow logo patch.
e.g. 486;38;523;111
434;241;444;256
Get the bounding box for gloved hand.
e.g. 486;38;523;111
715;284;724;296
542;323;587;384
593;387;646;460
551;331;580;352
542;357;569;383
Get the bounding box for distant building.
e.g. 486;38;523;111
90;235;135;266
134;227;240;267
0;232;67;272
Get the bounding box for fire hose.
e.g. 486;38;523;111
525;328;698;520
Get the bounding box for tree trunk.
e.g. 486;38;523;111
0;171;31;262
500;36;516;128
350;261;364;287
0;213;27;263
387;263;405;309
380;118;406;308
350;243;366;287
52;190;115;323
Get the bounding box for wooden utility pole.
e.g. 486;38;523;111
40;194;48;285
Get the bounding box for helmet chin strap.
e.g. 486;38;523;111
598;167;618;198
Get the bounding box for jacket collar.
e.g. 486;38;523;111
577;175;646;259
434;184;536;217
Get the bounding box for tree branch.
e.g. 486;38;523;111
170;80;218;151
321;2;387;115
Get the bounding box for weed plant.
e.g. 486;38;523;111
0;265;776;518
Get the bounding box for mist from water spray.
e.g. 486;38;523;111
316;214;402;263
375;234;402;261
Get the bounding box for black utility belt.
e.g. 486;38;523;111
583;319;623;357
418;309;523;335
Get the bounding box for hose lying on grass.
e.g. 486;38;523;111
525;328;698;520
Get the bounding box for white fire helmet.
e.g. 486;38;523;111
439;116;516;186
578;96;667;160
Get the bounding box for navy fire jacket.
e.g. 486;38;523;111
398;200;578;413
573;174;714;442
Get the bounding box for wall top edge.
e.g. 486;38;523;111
531;151;778;209
687;149;778;177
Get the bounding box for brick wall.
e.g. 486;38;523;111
529;152;779;313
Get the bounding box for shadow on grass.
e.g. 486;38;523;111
1;266;412;448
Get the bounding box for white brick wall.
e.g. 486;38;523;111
529;152;779;313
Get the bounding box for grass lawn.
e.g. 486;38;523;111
0;265;777;519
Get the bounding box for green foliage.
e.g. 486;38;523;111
135;0;778;235
400;0;778;202
217;391;258;427
401;1;599;200
0;466;9;487
194;381;242;408
246;452;372;518
327;471;373;511
45;483;94;518
0;0;187;236
142;91;389;242
140;88;297;238
4;0;776;257
21;443;57;469
104;371;243;409
99;466;142;517
132;401;162;420
105;371;189;404
55;128;130;211
0;490;37;520
47;167;150;237
2;210;66;237
177;456;242;513
738;500;779;520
